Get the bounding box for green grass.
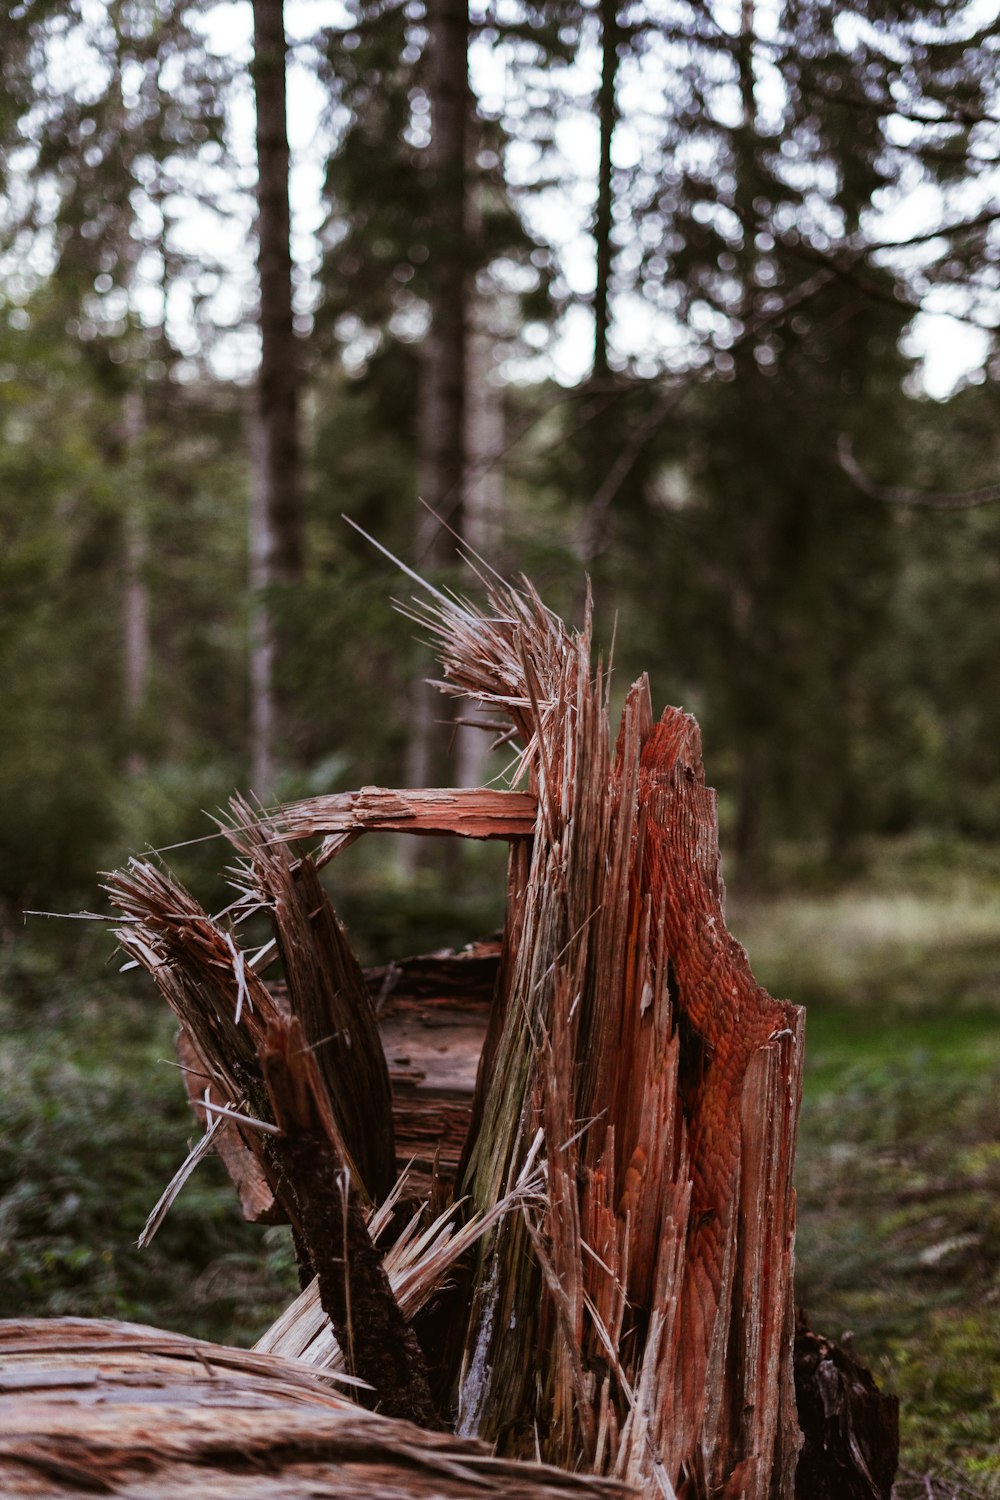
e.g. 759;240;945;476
0;928;298;1345
733;853;1000;1496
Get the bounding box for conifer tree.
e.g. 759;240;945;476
0;0;235;773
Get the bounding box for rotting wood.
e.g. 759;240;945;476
793;1315;899;1500
99;567;900;1498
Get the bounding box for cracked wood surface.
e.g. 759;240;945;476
0;1320;633;1499
102;571;812;1499
273;787;538;849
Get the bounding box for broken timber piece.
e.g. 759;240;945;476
0;1318;632;1499
793;1315;899;1500
104;569;852;1498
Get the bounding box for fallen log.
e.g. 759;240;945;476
0;1318;631;1499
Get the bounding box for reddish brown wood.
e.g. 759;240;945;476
636;710;804;1495
175;1029;280;1224
376;945;497;1194
273;786;538;847
0;1319;632;1499
105;572;899;1500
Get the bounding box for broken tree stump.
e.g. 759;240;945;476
97;568;895;1498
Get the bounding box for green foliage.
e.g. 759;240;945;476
325;835;509;965
794;1041;1000;1489
735;864;1000;1490
0;943;297;1343
0;299;121;906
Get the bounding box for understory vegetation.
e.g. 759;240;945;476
1;837;996;1493
734;844;1000;1497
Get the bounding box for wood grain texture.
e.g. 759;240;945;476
104;572;819;1498
0;1319;632;1499
273;787;538;848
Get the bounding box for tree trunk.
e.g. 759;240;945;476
111;575;813;1496
250;0;301;796
456;145;505;789
249;413;278;796
593;0;618;386
578;0;619;568
417;0;469;557
121;386;150;778
407;0;471;801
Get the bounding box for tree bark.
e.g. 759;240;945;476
593;0;618;385
121;386;150;778
250;0;301;796
417;0;469;557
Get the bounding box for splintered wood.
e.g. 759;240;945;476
100;572;804;1499
0;1319;628;1500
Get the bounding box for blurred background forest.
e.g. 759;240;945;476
1;0;999;1493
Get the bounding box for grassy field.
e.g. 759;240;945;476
1;839;997;1494
732;843;1000;1498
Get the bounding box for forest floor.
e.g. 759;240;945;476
732;840;1000;1499
1;835;997;1497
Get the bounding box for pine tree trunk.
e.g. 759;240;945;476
417;0;469;557
593;0;617;387
250;0;301;796
578;0;619;568
249;412;278;796
121;386;150;778
408;0;471;802
455;167;504;790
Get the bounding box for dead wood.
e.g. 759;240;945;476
0;1319;632;1499
224;798;397;1205
793;1316;900;1500
174;1027;279;1222
374;942;498;1196
258;1008;438;1426
100;566;900;1498
273;786;537;869
105;848;435;1424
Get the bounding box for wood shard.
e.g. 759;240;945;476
273;786;538;846
176;1029;279;1224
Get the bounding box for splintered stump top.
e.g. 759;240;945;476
95;571;808;1500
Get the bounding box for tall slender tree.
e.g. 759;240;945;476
249;0;301;796
311;0;555;787
0;0;234;775
417;0;470;555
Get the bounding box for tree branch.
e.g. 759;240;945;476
837;434;1000;510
